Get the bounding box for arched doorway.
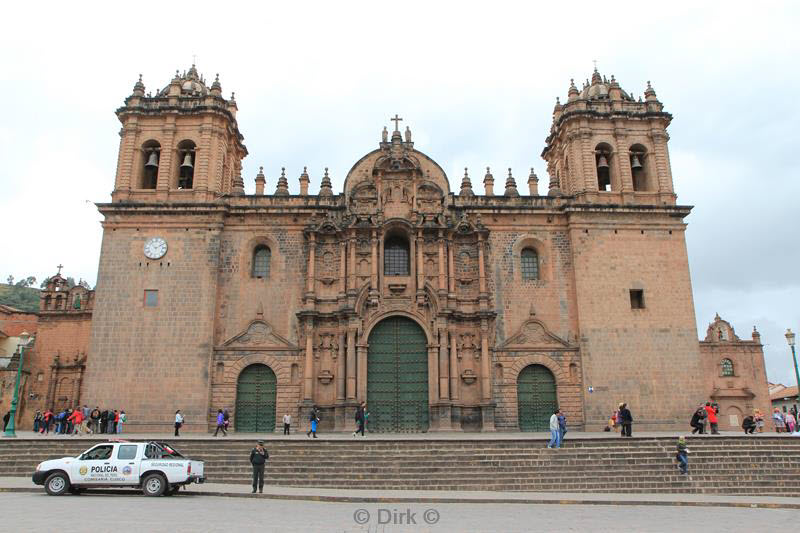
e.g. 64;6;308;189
235;364;277;432
367;316;429;432
517;364;557;431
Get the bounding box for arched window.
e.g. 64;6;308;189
595;143;613;191
630;145;649;191
252;246;271;278
521;248;539;280
721;358;734;377
141;140;160;189
176;140;196;189
384;236;410;276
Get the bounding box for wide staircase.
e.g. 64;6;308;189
1;436;798;495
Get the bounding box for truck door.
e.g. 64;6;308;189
114;444;140;484
71;444;116;484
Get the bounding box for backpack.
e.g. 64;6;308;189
355;408;360;422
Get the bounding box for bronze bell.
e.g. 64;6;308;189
597;154;609;169
180;152;194;169
631;154;643;169
145;151;159;168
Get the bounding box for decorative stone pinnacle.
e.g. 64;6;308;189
504;168;519;197
319;167;333;196
275;166;289;196
459;167;474;197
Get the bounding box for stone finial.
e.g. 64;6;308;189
275;167;289;196
547;166;562;197
230;91;236;101
405;126;412;143
231;165;245;196
319;167;333;196
299;166;310;196
752;325;761;343
210;73;222;96
644;80;657;101
382;126;388;143
459;168;474;197
567;78;579;102
483;167;495;196
254;166;266;195
591;67;602;85
528;168;539;196
132;74;145;97
504;168;519;197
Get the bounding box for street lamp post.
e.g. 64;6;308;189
787;329;799;404
3;332;32;438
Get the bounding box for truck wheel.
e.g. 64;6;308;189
44;472;70;496
142;474;166;497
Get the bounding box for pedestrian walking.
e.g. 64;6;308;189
558;410;567;443
68;407;83;436
547;409;561;448
33;411;42;433
784;410;796;433
306;406;319;438
117;411;126;434
249;440;269;493
619;403;633;437
214;409;227;436
42;409;53;434
175;410;184;436
772;408;785;433
742;415;756;434
2;411;9;432
353;401;368;437
690;405;705;434
704;402;719;434
223;409;230;433
675;436;690;475
283;413;291;435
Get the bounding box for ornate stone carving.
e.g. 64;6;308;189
502;319;571;349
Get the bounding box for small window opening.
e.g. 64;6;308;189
144;290;158;307
520;248;539;281
384;236;410;276
721;358;734;377
252;246;271;278
629;289;645;309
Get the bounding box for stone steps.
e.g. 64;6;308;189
3;436;798;495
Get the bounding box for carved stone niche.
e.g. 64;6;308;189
416;182;443;213
349;182;378;214
460;368;477;385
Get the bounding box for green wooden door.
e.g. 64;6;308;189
517;364;557;431
367;317;429;432
235;364;277;432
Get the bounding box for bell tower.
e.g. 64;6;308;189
112;65;247;202
541;68;675;205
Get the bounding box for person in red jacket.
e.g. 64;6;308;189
704;402;719;435
68;407;84;436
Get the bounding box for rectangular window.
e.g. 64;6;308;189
117;445;138;460
144;290;158;307
629;289;645;309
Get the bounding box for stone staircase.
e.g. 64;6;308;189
2;436;798;495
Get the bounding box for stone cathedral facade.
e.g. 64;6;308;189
76;66;770;433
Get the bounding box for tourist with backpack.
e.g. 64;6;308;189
353;401;368;437
690;405;706;434
675;436;689;475
306;406;320;438
214;409;227;436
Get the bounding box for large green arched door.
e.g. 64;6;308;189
367;317;429;432
235;364;277;432
517;364;557;431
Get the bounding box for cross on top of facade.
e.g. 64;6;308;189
57;264;63;275
390;114;403;132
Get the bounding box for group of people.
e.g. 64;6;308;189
29;406;126;435
690;402;720;434
605;403;634;437
547;409;568;448
770;407;797;433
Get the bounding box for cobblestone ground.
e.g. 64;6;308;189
0;492;794;533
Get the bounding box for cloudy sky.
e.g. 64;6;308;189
1;2;798;386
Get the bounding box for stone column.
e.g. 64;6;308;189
304;321;314;401
356;343;368;402
370;231;378;291
428;344;438;406
348;234;357;292
449;330;459;401
336;332;346;402
438;327;449;400
339;240;346;296
416;230;424;292
346;329;356;400
477;234;487;295
447;238;455;295
438;232;446;292
306;233;316;296
480;322;491;401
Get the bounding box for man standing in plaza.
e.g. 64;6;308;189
619;403;633;437
547;409;561;449
283;413;291;435
249;440;268;493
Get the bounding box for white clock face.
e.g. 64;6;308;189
143;237;168;259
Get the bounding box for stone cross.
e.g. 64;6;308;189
390;114;403;131
57;264;63;275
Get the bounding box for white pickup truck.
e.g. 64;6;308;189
32;440;205;496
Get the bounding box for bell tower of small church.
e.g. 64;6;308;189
541;68;675;205
112;65;248;202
